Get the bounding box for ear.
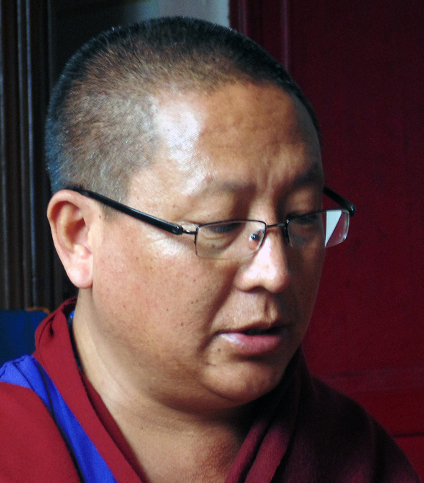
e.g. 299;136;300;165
47;190;98;289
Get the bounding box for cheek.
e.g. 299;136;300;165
93;231;236;337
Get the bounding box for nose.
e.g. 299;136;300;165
235;227;291;293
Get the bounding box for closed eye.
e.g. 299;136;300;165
201;221;244;236
290;212;321;225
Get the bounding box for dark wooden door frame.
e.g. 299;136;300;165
0;0;62;310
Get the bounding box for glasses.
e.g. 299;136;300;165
67;186;356;260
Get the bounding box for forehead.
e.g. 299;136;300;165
130;83;322;205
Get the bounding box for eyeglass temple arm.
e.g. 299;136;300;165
66;187;185;235
323;186;356;217
66;186;356;234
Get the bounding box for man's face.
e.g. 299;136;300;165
90;83;325;412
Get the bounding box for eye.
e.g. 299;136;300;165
287;212;325;246
203;222;244;236
291;212;321;226
195;220;266;259
197;221;246;253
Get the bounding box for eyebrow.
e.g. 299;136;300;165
202;161;324;195
291;162;325;188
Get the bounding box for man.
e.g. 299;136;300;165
0;17;418;482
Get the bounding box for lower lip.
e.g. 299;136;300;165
219;329;286;356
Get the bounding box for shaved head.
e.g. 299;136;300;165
45;17;319;201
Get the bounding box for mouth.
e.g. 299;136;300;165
241;326;283;336
218;323;289;356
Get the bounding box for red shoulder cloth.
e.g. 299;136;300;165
0;299;419;482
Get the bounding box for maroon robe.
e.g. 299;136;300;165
0;299;418;482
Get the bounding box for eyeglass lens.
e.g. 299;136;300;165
195;210;349;260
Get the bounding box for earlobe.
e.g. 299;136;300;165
47;191;95;289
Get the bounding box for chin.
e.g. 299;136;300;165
211;360;288;408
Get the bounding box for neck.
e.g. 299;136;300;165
108;396;253;482
72;294;256;482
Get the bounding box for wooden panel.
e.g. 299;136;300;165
0;0;57;310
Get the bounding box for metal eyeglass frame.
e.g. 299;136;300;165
66;185;356;251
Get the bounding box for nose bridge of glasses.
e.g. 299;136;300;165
263;221;290;245
248;222;292;280
251;222;289;257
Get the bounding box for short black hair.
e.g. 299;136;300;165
45;16;320;200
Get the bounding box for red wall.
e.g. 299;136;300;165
231;0;424;475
